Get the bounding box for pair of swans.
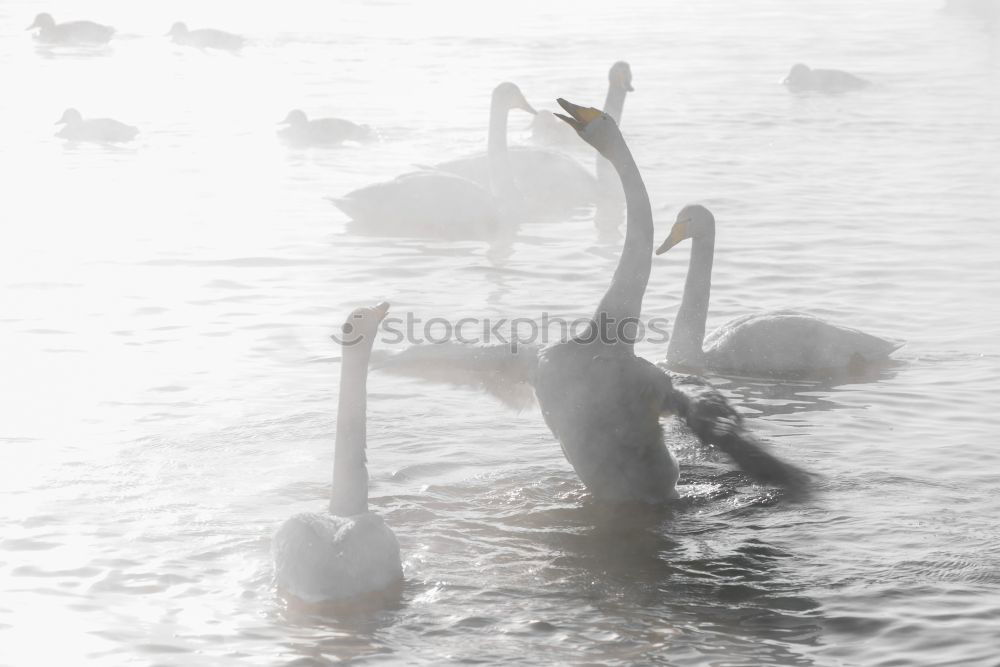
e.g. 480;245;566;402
55;108;139;144
332;70;627;239
378;100;810;505
273;302;403;604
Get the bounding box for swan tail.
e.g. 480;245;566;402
373;342;540;411
665;372;811;495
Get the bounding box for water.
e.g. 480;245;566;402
2;0;999;664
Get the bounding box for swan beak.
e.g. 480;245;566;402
553;98;602;131
373;301;390;321
656;222;689;255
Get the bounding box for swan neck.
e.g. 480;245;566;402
589;139;652;348
487;97;516;199
596;84;629;196
668;232;715;366
329;340;373;516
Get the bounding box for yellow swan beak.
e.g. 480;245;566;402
656;222;689;255
554;98;602;131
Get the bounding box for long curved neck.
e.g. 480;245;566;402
329;341;374;516
596;84;628;196
667;233;715;365
589;137;652;349
487;97;517;200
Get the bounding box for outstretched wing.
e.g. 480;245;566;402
658;366;811;494
372;342;541;411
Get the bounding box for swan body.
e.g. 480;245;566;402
55;108;138;143
332;82;534;239
376;101;808;504
27;13;114;45
434;146;597;216
273;302;402;603
783;63;870;94
278;109;374;146
168;22;245;51
330;170;499;240
657;205;901;379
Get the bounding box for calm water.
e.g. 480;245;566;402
2;0;999;664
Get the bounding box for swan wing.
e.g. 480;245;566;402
373;342;540;411
656;365;810;493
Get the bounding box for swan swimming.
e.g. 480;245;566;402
434;86;605;216
330;82;536;240
167;22;245;51
27;13;114;45
377;100;808;504
278;109;374;147
783;63;870;94
656;204;902;379
273;302;403;604
55;108;138;144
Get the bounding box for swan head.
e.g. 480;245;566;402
55;108;82;125
783;63;812;87
336;302;390;349
28;13;55;31
280;109;308;126
167;22;188;37
656;205;716;254
553;98;622;158
609;61;634;92
493;82;536;115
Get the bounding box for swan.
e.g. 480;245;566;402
656;204;902;379
330;82;536;240
167;22;245;51
529;61;634;150
278;109;374;147
55;108;138;144
27;13;114;45
376;100;808;504
435;80;619;216
273;302;403;604
783;63;870;94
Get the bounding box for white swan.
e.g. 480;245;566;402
330;82;536;240
278;109;374;147
55;108;138;144
167;22;245;51
783;63;870;94
27;13;114;45
273;302;403;604
435;75;628;217
657;205;902;379
376;101;808;504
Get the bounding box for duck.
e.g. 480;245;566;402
27;13;114;45
278;109;374;147
273;302;403;604
167;22;245;51
329;82;536;240
782;63;870;94
55;108;138;144
656;204;902;379
375;100;808;504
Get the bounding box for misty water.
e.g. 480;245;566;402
2;0;999;664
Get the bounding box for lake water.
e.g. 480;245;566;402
1;0;999;664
